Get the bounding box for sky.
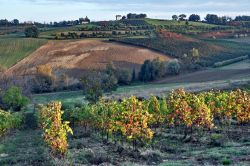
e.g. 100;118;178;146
1;0;250;23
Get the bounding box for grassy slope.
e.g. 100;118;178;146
31;90;85;105
0;37;47;68
145;18;218;27
0;130;52;166
204;39;250;58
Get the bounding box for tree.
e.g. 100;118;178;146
82;72;104;103
139;60;152;82
139;58;166;82
205;14;219;24
190;48;200;62
188;14;200;22
104;62;118;91
12;19;19;25
132;69;136;81
220;16;232;24
127;13;147;19
138;14;147;19
235;15;250;21
179;14;187;21
85;16;90;23
24;26;39;38
102;74;118;92
151;58;166;79
0;19;8;26
116;69;132;85
3;86;29;112
127;13;136;19
166;59;181;75
105;62;116;76
82;65;118;103
172;15;178;21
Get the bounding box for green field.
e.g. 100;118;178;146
31;90;86;107
0;37;47;69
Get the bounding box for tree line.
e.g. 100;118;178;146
171;14;250;25
0;16;90;27
2;14;250;28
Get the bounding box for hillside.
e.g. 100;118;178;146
3;39;170;81
0;37;47;70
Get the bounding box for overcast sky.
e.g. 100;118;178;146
1;0;250;22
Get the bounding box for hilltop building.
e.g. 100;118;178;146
79;16;90;24
116;15;122;20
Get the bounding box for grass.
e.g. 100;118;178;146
30;83;180;105
0;130;52;166
115;83;181;93
39;24;99;39
145;18;236;34
1;123;249;165
31;90;85;105
30;71;250;105
205;38;250;54
145;18;219;27
0;37;47;68
223;37;250;44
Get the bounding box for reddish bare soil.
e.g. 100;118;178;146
158;30;196;42
4;40;170;77
200;31;234;39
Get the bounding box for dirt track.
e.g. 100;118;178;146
155;68;250;84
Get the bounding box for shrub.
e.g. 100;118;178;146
33;64;55;93
139;60;152;82
167;89;214;131
33;75;54;93
82;68;118;103
70;105;94;130
0;110;23;136
213;55;249;68
210;133;223;146
118;96;154;144
2;86;29;112
222;158;231;165
82;72;104;103
116;69;132;85
0;65;6;72
139;58;166;82
24;26;39;38
166;59;181;75
38;101;73;156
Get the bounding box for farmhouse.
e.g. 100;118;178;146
79;16;90;24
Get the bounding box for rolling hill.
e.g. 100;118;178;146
2;39;170;91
